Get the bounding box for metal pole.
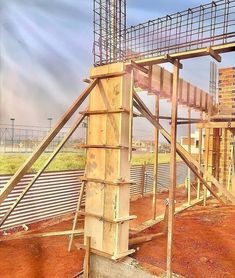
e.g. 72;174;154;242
48;117;52;130
10;118;15;152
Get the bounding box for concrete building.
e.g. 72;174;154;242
180;131;203;154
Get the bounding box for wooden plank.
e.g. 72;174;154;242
141;163;146;197
129;69;134;161
197;112;203;200
90;71;126;79
84;236;91;278
130;60;149;75
131;198;203;234
197;121;235;129
125;42;235;67
68;181;86;252
0;230;84;241
129;233;164;246
207;47;222;62
85;63;131;258
0;79;97;205
164;54;183;69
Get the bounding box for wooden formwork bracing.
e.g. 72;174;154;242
84;63;134;259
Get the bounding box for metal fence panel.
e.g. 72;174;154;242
0;162;188;230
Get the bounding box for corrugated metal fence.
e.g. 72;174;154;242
0;161;188;230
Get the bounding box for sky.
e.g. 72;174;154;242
0;0;234;140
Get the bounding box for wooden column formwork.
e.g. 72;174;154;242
84;63;134;259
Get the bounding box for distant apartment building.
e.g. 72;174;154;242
180;131;203;155
218;67;235;117
217;67;235;189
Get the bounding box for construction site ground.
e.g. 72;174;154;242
0;187;234;278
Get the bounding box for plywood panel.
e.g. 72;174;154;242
84;63;132;258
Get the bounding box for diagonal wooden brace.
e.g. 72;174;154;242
0;79;98;206
133;92;235;204
0;113;87;228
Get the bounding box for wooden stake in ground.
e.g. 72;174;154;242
197;112;203;200
166;59;180;278
84;236;91;278
68;181;86;252
163;198;169;235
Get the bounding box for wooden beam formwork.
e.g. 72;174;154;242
133;64;212;112
133;92;235;204
84;63;134;259
126;43;235;67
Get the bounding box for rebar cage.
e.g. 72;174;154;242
93;0;235;66
93;0;126;66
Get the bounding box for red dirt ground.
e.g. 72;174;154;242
132;204;235;278
0;219;85;278
0;188;234;278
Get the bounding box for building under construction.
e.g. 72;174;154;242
0;0;235;277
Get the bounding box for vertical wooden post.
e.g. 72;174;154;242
129;69;134;161
68;181;86;252
187;107;191;205
141;162;146;197
204;126;211;206
84;236;91;278
166;60;180;278
197;112;203;200
152;67;161;220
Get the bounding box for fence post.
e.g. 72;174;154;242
141;162;146;197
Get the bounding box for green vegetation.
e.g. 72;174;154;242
0;152;178;175
0;153;86;175
131;152;171;165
